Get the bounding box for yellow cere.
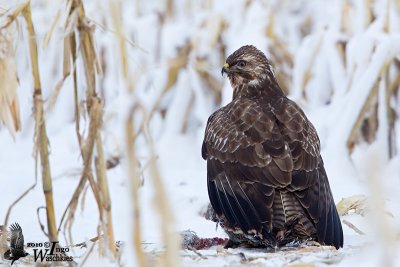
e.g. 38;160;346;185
223;63;229;68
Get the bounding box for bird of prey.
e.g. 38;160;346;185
201;45;343;249
4;223;29;265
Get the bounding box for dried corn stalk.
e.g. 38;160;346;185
109;0;128;79
142;108;180;267
57;0;116;258
22;2;58;243
125;106;180;266
347;61;391;153
126;106;149;267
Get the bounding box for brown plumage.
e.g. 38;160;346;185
202;45;343;249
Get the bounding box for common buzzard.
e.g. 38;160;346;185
202;45;343;249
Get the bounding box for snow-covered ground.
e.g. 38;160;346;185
1;0;400;266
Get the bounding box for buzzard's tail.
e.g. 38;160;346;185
316;166;344;249
294;162;344;249
319;200;343;249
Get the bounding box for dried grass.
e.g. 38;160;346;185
0;17;20;138
0;54;20;138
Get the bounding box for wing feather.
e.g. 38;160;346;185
9;223;24;251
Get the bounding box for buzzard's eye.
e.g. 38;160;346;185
237;61;246;68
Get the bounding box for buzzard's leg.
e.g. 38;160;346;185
276;228;298;247
276;230;285;240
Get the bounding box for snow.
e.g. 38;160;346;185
1;0;400;266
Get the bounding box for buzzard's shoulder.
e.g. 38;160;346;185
272;98;320;173
202;97;293;186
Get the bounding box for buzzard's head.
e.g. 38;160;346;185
222;45;274;89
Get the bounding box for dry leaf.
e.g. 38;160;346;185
336;194;367;216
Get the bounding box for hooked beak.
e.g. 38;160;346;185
221;63;230;76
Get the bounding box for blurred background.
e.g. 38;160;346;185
0;0;400;266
